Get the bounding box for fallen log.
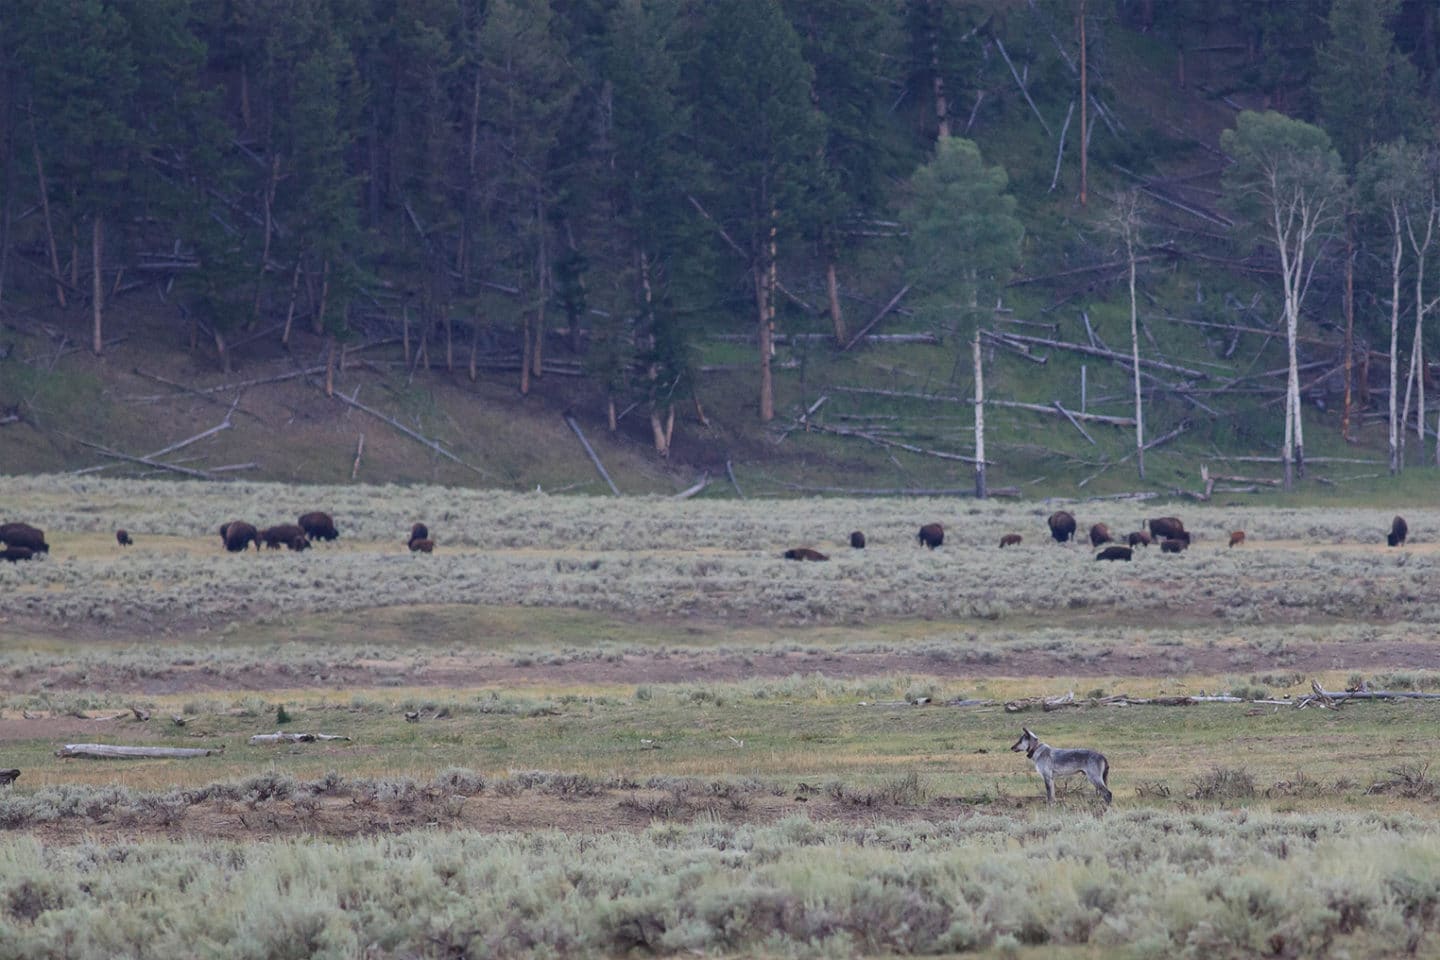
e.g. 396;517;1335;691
673;473;711;500
248;731;352;745
332;390;488;478
57;744;223;759
566;413;620;495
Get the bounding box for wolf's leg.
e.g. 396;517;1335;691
1044;775;1055;803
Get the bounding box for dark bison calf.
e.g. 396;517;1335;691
1048;511;1077;543
849;531;866;549
1388;515;1408;547
1095;545;1133;562
299;512;338;542
261;523;310;551
1229;530;1246;548
1089;523;1114;547
999;533;1022;548
0;546;34;562
408;538;435;553
1161;538;1188;554
0;522;48;554
222;521;258;553
1127;531;1152;548
918;523;944;549
116;529;133;547
1147;516;1186;541
409;523;429;546
783;547;829;561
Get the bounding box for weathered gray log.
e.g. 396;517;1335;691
333;391;487;477
987;330;1207;378
725;458;744;499
841;283;913;352
57;744;222;759
830;385;1136;425
673;473;711;500
565;414;620;495
248;731;352;745
1053;401;1096;445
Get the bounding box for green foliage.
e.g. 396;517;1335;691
1314;0;1421;168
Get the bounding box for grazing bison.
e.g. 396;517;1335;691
1388;515;1408;547
999;533;1023;548
222;521;258;553
299;512;338;542
917;523;944;549
1147;516;1186;541
1127;531;1152;548
116;529;132;547
0;522;48;554
1228;530;1246;548
1095;545;1133;562
1089;523;1114;547
261;523;310;551
0;546;34;562
409;522;429;546
0;769;17;785
408;538;435;553
1160;538;1188;554
783;547;829;561
1047;511;1077;543
849;531;866;549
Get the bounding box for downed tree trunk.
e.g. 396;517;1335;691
248;731;352;745
565;413;620;495
57;744;223;759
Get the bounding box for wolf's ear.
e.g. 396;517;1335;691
1022;727;1033;737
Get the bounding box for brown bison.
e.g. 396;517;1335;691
918;523;944;549
783;547;829;561
408;538;435;553
1095;545;1133;562
999;533;1023;548
1147;516;1186;541
1161;538;1188;554
1127;531;1152;548
222;521;258;553
1228;530;1246;548
849;531;866;549
0;546;34;562
116;529;133;547
1388;515;1408;547
1089;523;1114;547
261;524;310;551
1047;511;1077;543
409;522;429;546
299;512;338;542
0;522;48;554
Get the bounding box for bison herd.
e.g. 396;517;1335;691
781;512;1416;563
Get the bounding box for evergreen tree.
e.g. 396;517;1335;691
1315;0;1420;167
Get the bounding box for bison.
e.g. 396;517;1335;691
298;511;338;542
260;523;310;551
0;522;48;554
1127;531;1152;548
409;522;429;546
1388;515;1408;547
1160;538;1188;554
1095;545;1133;562
999;533;1023;548
222;521;258;553
1047;511;1077;543
918;523;944;549
115;529;133;547
0;546;34;562
783;547;829;561
1147;516;1186;541
1089;523;1114;547
849;531;866;549
1228;530;1246;548
408;538;435;553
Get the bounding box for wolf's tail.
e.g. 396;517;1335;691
1102;757;1110;786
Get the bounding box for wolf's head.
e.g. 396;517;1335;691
1010;727;1040;756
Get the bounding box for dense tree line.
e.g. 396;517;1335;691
1;0;1439;468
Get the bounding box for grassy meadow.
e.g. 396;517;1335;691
2;475;1440;957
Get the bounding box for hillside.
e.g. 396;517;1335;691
0;1;1435;503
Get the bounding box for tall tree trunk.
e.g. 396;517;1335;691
252;153;280;327
313;260;330;335
281;260;302;348
826;260;846;344
520;312;532;396
32;139;64;307
1078;0;1088;207
402;305;411;365
213;326;231;374
928;0;949;139
973;333;986;498
468;315;480;382
324;335;336;397
756;261;774;422
445;308;454;372
1389;203;1403;474
1126;229;1145;479
91;214;103;355
1342;216;1355;442
649;408;671;458
532;195;547;380
608;397;617;433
